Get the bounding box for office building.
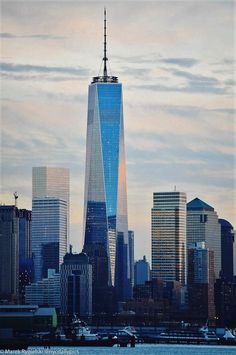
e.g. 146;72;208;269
215;278;236;327
0;206;19;301
19;209;33;302
187;242;215;322
134;256;150;285
219;219;234;281
151;192;187;285
32;167;69;209
32;198;67;281
187;198;221;278
25;269;60;308
32;166;70;247
60;252;92;317
128;230;134;289
83;10;130;301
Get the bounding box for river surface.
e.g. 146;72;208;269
1;344;235;355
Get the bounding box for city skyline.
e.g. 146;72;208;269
1;1;235;261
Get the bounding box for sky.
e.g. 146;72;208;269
1;0;235;263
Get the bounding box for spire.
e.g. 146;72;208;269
91;8;118;84
103;7;108;78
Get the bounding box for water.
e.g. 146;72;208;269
1;345;235;355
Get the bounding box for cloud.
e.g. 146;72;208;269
0;32;65;40
115;54;199;68
131;82;227;95
1;62;90;77
170;68;218;83
128;67;229;95
159;57;198;68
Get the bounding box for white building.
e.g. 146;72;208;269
32;198;67;281
25;269;60;308
151;191;187;285
32;167;69;208
187;198;221;278
32;167;69;282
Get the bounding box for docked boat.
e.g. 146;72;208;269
156;325;219;344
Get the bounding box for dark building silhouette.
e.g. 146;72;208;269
83;243;115;314
133;279;164;301
19;209;33;302
41;242;59;278
0;206;19;302
60;252;92;317
128;231;134;290
134;256;150;286
215;278;236;327
187;242;215;322
219;219;234;281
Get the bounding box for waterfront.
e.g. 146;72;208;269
2;345;236;355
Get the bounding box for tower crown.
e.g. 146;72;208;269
92;8;118;84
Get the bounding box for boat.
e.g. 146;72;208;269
219;329;236;345
156;325;219;345
41;316;118;347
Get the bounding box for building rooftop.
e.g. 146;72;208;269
35;307;56;316
219;218;233;229
63;251;90;264
187;197;214;211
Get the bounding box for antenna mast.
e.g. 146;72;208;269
103;8;108;78
92;8;118;84
13;192;18;207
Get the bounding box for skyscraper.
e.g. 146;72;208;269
151;191;187;285
83;10;130;301
219;219;234;281
187;197;221;278
32;167;69;282
32;167;70;246
60;252;92;317
187;242;215;322
0;206;19;301
128;230;134;289
19;209;33;302
32;198;67;281
32;167;69;206
134;256;150;286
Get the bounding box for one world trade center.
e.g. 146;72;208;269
83;9;131;303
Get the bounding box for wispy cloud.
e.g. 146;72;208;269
115;54;199;68
131;82;227;95
0;32;65;40
159;57;198;68
1;62;90;76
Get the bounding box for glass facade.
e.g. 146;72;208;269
32;198;67;282
151;192;187;285
187;198;221;278
83;81;130;299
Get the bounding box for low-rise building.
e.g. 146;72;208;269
0;304;57;331
25;269;60;309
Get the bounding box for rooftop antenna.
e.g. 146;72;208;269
103;7;108;78
174;185;176;192
13;192;18;207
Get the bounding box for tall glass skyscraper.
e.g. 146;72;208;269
151;191;187;285
32;167;69;282
83;10;130;301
